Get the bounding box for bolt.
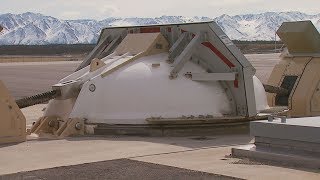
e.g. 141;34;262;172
89;84;96;92
75;122;82;130
48;120;56;127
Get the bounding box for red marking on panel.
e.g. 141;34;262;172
201;42;235;68
140;27;161;33
234;74;239;88
167;27;172;32
181;29;187;33
234;80;239;88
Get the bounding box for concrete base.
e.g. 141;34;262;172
232;117;320;169
232;144;320;169
251;117;320;144
94;122;249;136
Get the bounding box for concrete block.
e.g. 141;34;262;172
251;117;320;143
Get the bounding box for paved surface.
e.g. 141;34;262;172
0;134;319;180
0;61;80;99
246;53;280;83
0;54;280;99
1;159;238;180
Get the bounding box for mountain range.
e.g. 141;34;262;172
0;12;319;45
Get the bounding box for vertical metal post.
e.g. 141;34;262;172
274;30;277;52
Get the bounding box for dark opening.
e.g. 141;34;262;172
275;76;298;106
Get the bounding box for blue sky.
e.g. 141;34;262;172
1;0;319;20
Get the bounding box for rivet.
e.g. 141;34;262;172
89;84;96;92
75;122;82;130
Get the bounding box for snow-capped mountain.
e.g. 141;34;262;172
0;12;319;45
214;12;320;40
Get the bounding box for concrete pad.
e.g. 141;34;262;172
0;135;250;176
133;145;320;180
1;134;318;179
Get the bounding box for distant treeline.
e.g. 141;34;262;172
0;44;95;55
0;41;284;55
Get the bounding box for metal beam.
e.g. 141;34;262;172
168;32;190;63
191;73;236;81
170;33;202;79
98;35;123;59
75;34;112;71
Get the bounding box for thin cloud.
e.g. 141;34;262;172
0;0;319;20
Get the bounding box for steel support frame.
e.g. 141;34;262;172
76;34;111;71
76;33;124;71
168;32;191;63
170;32;203;79
97;35;122;59
191;55;237;116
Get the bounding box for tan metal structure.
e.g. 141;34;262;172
0;81;26;144
267;21;320;117
0;24;27;144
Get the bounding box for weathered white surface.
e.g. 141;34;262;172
253;75;269;112
39;52;270;123
70;53;232;124
44;98;76;120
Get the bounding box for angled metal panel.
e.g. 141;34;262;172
76;34;111;71
168;32;190;62
170;33;202;78
192;73;236;81
98;35;122;59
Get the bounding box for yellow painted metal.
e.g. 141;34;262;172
292;57;320;117
0;80;26;144
101;32;169;78
90;58;106;72
267;56;320;117
266;57;291;106
30;116;60;135
55;118;84;138
30;116;84;138
268;21;320;117
277;21;320;54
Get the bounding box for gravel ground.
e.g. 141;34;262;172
0;159;241;180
